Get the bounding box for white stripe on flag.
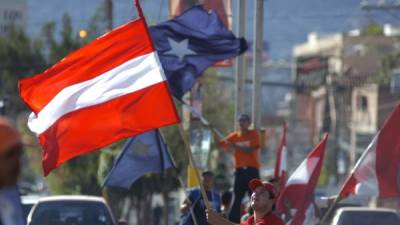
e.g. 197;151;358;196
286;157;319;186
353;135;379;196
28;52;166;134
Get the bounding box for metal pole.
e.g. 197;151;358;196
234;0;246;129
252;0;264;129
105;0;113;31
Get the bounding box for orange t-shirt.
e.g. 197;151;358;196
219;130;261;169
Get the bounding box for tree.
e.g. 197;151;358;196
0;26;46;116
378;51;400;84
31;14;102;195
41;14;82;64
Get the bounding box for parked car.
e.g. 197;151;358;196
21;195;41;218
330;207;400;225
27;195;117;225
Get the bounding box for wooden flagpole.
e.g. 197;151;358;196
177;123;212;209
320;135;376;224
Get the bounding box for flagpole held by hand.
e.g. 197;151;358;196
179;100;227;142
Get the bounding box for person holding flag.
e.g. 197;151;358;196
207;179;284;225
180;171;221;225
213;113;261;223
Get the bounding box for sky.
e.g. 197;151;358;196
26;0;399;59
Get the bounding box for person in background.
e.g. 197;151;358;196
207;179;285;225
213;113;261;223
180;171;221;225
0;116;25;225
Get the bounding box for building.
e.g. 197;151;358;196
292;31;400;184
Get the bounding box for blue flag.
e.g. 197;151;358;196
150;5;248;99
103;130;173;189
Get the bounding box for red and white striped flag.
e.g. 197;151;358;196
277;134;328;225
274;123;288;191
339;104;400;198
18;1;179;175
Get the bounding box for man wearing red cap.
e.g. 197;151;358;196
207;179;284;225
0;116;25;225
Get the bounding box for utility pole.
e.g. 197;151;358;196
105;0;113;31
361;2;400;10
252;0;264;129
326;74;340;184
234;0;246;129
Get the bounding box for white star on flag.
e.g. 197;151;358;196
165;38;196;61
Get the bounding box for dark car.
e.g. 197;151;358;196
21;195;41;218
27;195;117;225
331;207;400;225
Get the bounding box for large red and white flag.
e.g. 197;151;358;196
277;134;328;225
339;104;400;198
18;1;179;175
274;123;288;191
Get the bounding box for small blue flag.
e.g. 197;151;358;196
150;5;248;99
103;130;173;189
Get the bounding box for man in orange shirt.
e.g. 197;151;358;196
213;113;261;223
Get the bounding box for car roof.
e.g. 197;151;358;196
36;195;106;203
21;195;42;204
336;207;398;213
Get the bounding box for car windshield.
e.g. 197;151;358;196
22;203;34;218
30;200;114;225
337;211;400;225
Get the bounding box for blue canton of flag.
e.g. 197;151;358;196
150;5;248;99
103;130;174;189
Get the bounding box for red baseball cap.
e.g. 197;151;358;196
248;179;277;199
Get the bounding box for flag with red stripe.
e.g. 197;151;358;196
274;123;288;192
18;1;179;175
277;134;328;225
339;104;400;198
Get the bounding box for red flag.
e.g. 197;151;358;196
277;134;328;225
339;104;400;198
18;1;179;175
274;123;288;190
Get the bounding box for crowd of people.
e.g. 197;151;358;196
179;113;288;225
0;111;296;225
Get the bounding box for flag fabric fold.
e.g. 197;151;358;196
149;5;247;99
339;104;400;198
19;3;179;175
274;123;288;191
277;134;328;225
103;130;173;189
